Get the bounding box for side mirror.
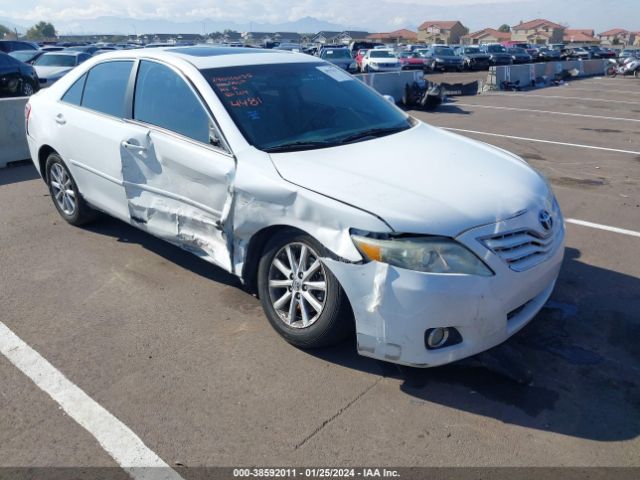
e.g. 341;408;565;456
383;95;395;104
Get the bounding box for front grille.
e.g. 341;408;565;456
482;229;556;272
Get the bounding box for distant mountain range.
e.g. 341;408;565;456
2;0;639;36
0;15;362;36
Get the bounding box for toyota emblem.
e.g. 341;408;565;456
539;210;553;231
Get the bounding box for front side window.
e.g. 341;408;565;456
134;60;210;144
203;62;412;152
82;61;133;117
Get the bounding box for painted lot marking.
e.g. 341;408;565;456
451;103;640;123
566;219;640;238
440;128;640;156
483;92;640;106
560;86;640;96
0;321;184;480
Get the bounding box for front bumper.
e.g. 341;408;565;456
323;212;565;367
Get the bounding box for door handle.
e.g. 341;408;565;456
121;141;147;152
55;114;66;125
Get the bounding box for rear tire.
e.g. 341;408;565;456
21;80;35;96
45;153;97;226
257;231;353;349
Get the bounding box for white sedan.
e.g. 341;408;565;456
25;47;564;367
361;49;402;72
33;51;91;87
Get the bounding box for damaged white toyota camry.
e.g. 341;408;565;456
26;47;564;367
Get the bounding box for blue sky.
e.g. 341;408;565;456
0;0;637;33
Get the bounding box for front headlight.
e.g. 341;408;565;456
351;234;493;276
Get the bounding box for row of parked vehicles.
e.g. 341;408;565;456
317;42;630;74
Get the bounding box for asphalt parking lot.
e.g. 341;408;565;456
1;74;639;474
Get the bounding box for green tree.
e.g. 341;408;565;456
25;21;56;39
0;24;12;39
498;24;511;33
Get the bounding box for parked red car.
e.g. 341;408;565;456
398;51;426;70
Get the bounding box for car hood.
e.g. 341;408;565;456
370;57;399;63
435;55;461;61
34;66;72;79
325;58;352;66
465;53;491;59
269;122;550;236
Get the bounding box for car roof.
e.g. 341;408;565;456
80;45;321;69
44;51;88;56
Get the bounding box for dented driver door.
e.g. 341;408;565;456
119;59;236;271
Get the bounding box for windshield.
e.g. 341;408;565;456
433;47;454;56
370;50;394;58
486;45;507;53
35;54;76;67
202;63;412;152
9;50;36;62
463;47;480;54
322;49;351;59
509;48;526;54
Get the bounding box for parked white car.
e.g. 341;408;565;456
361;49;401;72
25;47;564;367
33;51;91;87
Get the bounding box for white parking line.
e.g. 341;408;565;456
0;321;184;480
561;86;640;95
484;92;640;106
452;103;640;123
566;219;640;238
441;128;640;155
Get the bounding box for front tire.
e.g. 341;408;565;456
21;80;35;96
257;231;352;349
45;153;97;226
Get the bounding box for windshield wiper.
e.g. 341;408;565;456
263;140;337;153
336;126;408;144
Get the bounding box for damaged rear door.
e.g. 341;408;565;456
121;59;236;270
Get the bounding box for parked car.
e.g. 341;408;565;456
25;47;564;367
319;47;356;72
274;43;303;52
0;40;39;53
398;51;425;70
562;47;591;60
507;47;533;64
9;49;45;65
422;46;464;72
361;49;401;72
0;51;39;96
33;51;91;87
619;49;640;60
65;45;102;55
454;46;491;70
536;47;561;62
586;45;616;59
349;41;383;56
480;44;513;65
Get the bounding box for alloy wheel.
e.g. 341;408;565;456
49;163;76;216
268;242;327;329
22;82;34;96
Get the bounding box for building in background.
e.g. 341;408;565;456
417;21;469;44
511;19;565;44
461;28;511;45
367;29;418;43
563;29;599;45
599;28;636;46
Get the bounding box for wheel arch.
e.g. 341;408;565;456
37;145;58;182
240;224;309;294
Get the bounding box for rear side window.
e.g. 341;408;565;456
82;61;133;118
133;60;209;143
61;73;87;106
